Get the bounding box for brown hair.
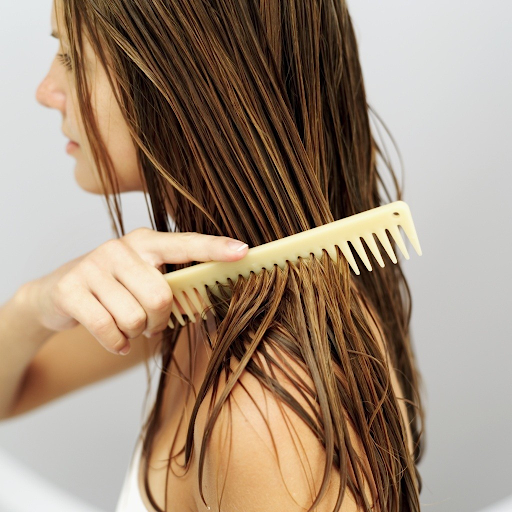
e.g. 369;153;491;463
59;1;426;510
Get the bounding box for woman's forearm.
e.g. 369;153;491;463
0;282;55;420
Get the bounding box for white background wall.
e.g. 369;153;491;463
0;1;510;511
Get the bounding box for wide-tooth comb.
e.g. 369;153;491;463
164;200;421;328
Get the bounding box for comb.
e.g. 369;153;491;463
164;200;422;328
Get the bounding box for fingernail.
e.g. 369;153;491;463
227;241;248;252
119;344;131;356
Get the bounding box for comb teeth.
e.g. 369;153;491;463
165;200;422;328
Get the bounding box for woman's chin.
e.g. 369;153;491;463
73;167;104;195
72;160;144;194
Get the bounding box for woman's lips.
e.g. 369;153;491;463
66;140;80;153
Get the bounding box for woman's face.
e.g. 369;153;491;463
35;0;144;194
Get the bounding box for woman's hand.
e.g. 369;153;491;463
28;228;248;355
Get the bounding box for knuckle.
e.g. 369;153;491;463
179;232;200;250
77;258;98;275
90;315;113;335
101;239;126;257
123;311;147;330
124;227;152;244
148;289;173;311
54;277;70;296
130;227;152;236
55;275;77;299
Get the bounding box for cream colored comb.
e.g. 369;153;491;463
164;200;422;328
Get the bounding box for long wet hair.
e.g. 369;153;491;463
59;1;426;510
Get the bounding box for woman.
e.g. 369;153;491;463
0;0;425;511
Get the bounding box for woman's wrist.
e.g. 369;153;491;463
12;280;56;342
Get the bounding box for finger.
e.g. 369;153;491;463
128;231;249;267
86;271;150;340
103;250;174;335
65;288;130;355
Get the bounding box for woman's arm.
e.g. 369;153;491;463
0;231;249;421
0;282;155;421
0;282;56;420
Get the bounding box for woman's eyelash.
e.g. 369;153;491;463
57;53;72;71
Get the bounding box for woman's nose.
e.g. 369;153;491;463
35;72;66;112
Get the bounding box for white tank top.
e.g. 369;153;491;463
114;437;147;512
